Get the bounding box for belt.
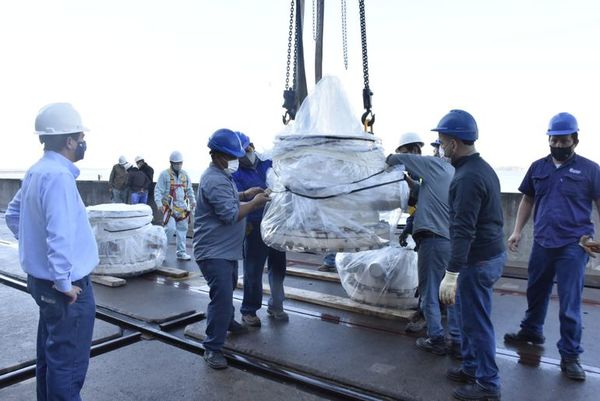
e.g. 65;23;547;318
413;231;445;240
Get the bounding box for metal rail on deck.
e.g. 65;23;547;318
0;273;398;401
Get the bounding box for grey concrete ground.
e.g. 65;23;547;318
0;340;330;401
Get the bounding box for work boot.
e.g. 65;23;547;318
317;264;336;272
241;314;261;327
504;329;545;345
452;383;500;401
176;252;192;261
560;358;586;381
446;367;476;384
204;350;228;370
416;337;447;356
267;308;289;321
227;320;249;335
447;340;463;360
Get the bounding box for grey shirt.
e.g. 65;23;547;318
388;154;454;239
193;164;245;261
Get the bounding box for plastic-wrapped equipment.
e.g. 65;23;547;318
336;245;418;309
87;203;167;277
261;76;410;252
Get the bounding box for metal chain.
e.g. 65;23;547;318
293;1;299;87
341;0;348;70
284;0;295;90
359;0;369;89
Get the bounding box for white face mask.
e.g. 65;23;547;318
246;151;256;164
437;146;445;158
227;159;239;173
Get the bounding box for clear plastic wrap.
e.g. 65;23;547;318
336;245;418;309
87;203;167;277
261;76;410;252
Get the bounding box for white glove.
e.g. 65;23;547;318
439;271;459;305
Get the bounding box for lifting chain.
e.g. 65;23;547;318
312;0;318;41
282;0;297;124
341;0;348;70
358;0;374;132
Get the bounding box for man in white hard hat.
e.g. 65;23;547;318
155;150;196;260
108;155;130;203
5;103;99;401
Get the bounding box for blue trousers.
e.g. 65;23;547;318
520;241;588;359
240;222;287;315
457;251;506;391
130;191;148;205
417;237;460;342
197;259;238;352
27;275;95;401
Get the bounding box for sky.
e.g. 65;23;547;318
1;0;599;181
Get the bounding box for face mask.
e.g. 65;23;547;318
246;151;256;164
437;146;445;159
227;159;239;173
75;140;87;161
550;145;573;162
171;163;182;172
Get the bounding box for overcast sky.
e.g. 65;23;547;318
1;0;599;178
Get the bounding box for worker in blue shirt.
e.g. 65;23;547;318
5;103;99;401
232;132;288;327
504;112;600;381
193;128;270;369
435;110;506;401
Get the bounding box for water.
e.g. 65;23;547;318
0;167;526;193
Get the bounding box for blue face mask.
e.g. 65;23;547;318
75;140;87;161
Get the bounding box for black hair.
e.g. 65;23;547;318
39;132;81;152
396;143;422;154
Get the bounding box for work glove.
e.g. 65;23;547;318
399;230;409;247
439;271;459;305
579;235;600;258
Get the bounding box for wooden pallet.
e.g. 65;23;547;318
91;275;126;287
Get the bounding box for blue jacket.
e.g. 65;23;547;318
232;158;272;223
447;153;505;272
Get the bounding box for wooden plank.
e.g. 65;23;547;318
285;266;340;283
236;280;412;321
155;267;189;278
91;275;126;287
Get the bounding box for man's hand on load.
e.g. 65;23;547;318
243;187;265;201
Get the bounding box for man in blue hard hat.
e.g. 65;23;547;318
232;132;289;328
504;112;600;381
434;110;506;401
193;128;270;369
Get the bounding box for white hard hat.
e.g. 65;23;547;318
134;155;144;163
35;103;88;136
397;132;424;149
118;155;127;165
169;151;183;163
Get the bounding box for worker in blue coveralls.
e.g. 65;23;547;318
5;103;98;401
386;132;462;359
232;132;289;328
504;112;600;381
193;128;270;370
435;110;506;401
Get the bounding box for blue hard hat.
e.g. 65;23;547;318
547;112;578;136
430;139;440;147
431;109;478;141
208;128;245;158
236;131;251;149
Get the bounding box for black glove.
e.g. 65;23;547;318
399;231;409;247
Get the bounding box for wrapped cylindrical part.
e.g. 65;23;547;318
336;246;418;309
261;76;409;252
87;204;167;277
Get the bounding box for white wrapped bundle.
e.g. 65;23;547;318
336;246;418;309
87;204;167;277
261;76;409;252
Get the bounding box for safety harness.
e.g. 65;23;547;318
164;169;191;223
